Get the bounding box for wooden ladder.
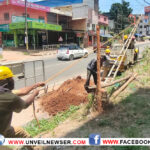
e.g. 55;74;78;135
104;17;141;83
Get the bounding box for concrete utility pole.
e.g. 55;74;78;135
96;25;102;112
25;0;29;51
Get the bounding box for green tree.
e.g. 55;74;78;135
110;0;133;32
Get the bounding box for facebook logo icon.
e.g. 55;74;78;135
89;134;100;145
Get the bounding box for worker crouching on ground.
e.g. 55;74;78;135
84;58;97;91
102;49;111;81
84;48;111;89
0;66;45;139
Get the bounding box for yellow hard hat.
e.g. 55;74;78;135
0;66;14;80
105;49;111;54
124;35;128;40
107;46;110;48
135;48;138;53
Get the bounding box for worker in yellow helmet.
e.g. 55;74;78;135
124;35;128;40
0;66;45;149
135;48;138;53
134;48;139;62
102;49;111;81
124;35;128;48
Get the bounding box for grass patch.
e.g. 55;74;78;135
120;126;140;137
98;119;112;127
23;52;30;55
86;94;95;110
24;105;80;137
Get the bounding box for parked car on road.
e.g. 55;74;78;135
57;44;88;60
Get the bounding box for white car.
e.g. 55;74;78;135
57;44;88;60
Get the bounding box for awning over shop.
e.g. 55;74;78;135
9;22;62;31
100;34;113;38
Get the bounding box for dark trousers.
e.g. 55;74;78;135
134;53;138;62
84;69;97;88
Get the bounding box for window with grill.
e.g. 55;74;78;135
39;16;44;20
87;23;90;27
4;13;9;20
92;24;95;31
22;13;30;18
140;25;142;28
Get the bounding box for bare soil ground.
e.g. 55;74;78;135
40;76;95;116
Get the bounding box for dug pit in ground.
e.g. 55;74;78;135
40;76;106;116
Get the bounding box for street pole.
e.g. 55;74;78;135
25;0;29;51
96;25;102;112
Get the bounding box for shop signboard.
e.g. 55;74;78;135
31;22;62;31
9;22;25;30
9;22;62;31
12;16;45;23
76;33;81;37
3;40;14;47
27;18;45;23
46;23;62;31
0;24;9;32
12;16;25;23
10;0;50;12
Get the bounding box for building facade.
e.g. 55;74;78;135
98;14;108;35
136;12;149;36
35;0;99;47
144;6;150;35
137;15;148;36
0;0;99;48
0;0;65;48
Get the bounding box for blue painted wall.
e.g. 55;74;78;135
34;0;83;7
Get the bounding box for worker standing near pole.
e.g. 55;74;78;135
102;48;111;81
129;36;135;49
0;66;45;140
124;35;128;43
134;48;139;62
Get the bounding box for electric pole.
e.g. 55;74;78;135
96;25;102;112
25;0;29;51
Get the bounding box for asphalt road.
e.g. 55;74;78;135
14;52;96;89
14;42;150;89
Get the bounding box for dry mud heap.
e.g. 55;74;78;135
40;76;90;115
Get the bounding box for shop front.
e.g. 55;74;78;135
1;21;62;49
87;31;96;47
